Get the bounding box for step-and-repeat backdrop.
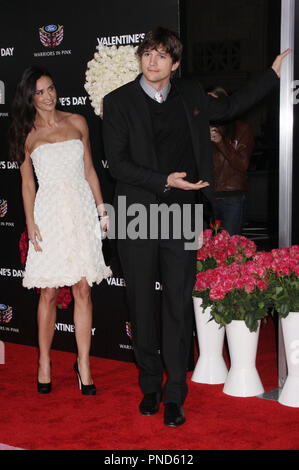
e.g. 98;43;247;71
0;0;181;361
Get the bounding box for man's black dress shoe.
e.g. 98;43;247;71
164;403;186;427
139;392;161;416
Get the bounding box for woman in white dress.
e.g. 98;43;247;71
9;66;112;395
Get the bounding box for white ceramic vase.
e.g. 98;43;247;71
223;320;264;397
192;297;228;384
279;312;299;407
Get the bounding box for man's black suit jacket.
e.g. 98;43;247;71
102;69;278;208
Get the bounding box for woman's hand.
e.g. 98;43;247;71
210;126;223;143
100;216;109;233
97;203;109;233
27;223;43;251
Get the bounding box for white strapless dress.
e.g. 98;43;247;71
23;139;112;289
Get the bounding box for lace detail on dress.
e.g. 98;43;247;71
23;140;112;289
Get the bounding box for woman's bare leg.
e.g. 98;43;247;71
37;287;58;383
72;278;93;385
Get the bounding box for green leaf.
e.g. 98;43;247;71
196;261;203;272
280;303;290;317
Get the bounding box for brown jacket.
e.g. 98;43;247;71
212;120;254;193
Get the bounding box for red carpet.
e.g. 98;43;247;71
1;319;299;451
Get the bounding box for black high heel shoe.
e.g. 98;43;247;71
74;360;96;396
37;363;52;394
37;380;52;394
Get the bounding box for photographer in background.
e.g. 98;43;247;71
210;86;255;235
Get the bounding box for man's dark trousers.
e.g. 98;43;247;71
118;231;197;405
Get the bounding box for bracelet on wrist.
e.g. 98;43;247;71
97;203;106;215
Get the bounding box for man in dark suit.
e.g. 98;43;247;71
103;27;288;427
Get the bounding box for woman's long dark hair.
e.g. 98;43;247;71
8;66;55;165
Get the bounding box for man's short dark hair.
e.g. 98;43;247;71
137;27;183;63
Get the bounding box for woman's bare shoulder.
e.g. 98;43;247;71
67;113;89;134
25;127;39;155
65;112;87;125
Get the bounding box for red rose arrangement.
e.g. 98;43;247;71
195;257;268;302
56;287;73;309
258;245;299;318
197;228;257;271
19;227;29;265
194;226;299;331
194;228;267;331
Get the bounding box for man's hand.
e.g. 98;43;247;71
167;172;210;191
272;49;291;77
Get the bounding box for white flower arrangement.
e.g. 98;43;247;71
85;44;141;117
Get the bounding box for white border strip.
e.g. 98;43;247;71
279;0;295;248
278;0;295;389
0;443;23;450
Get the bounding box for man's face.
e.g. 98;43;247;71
141;45;180;90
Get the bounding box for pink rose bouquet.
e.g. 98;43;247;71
193;230;272;331
194;229;257;308
196;229;257;272
195;257;271;331
264;245;299;317
194;238;299;330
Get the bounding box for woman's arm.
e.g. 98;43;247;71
73;114;108;229
20;150;42;251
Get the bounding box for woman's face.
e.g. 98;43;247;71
33;75;57;112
